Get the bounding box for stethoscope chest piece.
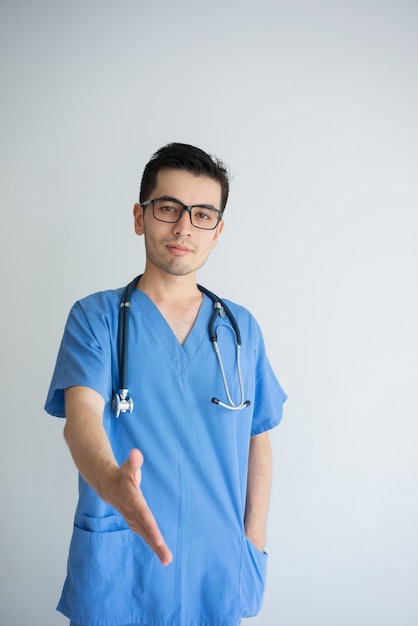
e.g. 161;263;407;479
112;389;134;418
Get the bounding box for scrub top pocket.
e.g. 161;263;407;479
58;524;134;626
238;536;268;618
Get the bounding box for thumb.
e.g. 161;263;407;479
128;448;144;484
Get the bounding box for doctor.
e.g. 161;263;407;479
45;142;287;626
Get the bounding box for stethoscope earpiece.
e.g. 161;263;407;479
212;397;251;410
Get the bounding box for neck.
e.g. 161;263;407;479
136;267;203;345
137;267;200;304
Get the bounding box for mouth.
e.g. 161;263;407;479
166;242;195;256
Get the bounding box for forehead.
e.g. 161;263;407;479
153;169;222;208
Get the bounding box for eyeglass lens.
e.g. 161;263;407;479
152;199;220;230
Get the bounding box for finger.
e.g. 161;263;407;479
145;527;173;565
131;494;173;566
129;448;144;470
155;542;173;566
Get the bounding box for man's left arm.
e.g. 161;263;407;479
244;431;273;552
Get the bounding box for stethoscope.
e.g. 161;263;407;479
112;275;250;417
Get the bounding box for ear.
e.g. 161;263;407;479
133;203;145;235
211;219;224;249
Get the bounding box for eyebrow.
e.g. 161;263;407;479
156;195;219;211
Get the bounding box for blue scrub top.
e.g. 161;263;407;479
45;286;287;626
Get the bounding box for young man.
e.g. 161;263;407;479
45;143;287;626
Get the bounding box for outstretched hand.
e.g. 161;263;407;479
63;388;172;565
108;448;173;566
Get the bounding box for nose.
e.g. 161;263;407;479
172;207;193;236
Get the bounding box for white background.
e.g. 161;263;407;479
1;1;417;625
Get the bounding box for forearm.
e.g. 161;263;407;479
244;431;273;551
63;386;119;502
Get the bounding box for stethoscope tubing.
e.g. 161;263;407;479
117;275;140;392
113;276;250;416
198;285;242;344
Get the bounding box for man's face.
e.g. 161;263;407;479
133;169;224;277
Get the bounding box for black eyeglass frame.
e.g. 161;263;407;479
141;197;223;231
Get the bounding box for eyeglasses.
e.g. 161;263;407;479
141;197;223;230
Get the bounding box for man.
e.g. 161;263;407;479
45;142;287;626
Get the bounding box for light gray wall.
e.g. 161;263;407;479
1;1;417;625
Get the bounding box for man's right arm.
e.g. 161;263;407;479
63;386;172;565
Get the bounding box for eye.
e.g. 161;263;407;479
195;210;211;220
160;204;178;213
155;200;181;215
192;207;219;226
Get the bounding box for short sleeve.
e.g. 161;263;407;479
44;299;113;418
250;323;287;436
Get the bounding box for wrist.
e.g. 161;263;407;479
95;462;120;504
244;522;266;552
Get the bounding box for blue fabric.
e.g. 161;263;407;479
45;287;287;626
70;623;150;626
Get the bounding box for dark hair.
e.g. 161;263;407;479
139;142;230;211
